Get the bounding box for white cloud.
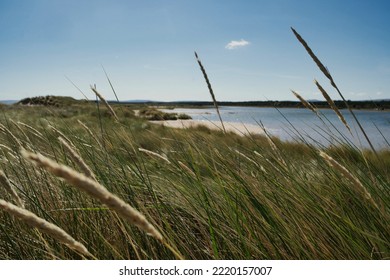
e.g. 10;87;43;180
225;39;250;50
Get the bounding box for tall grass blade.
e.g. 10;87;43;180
0;199;91;257
58;136;97;181
291;90;318;114
91;86;119;122
314;80;351;133
21;149;164;242
319;150;377;208
101;65;120;103
194;51;226;134
0;170;24;208
65;76;89;101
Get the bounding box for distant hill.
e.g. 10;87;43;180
16;95;84;107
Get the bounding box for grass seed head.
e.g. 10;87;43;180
0;199;90;256
291;90;317;114
0;170;24;208
319;151;376;207
21;149;163;242
58;136;97;181
314;80;351;133
91;87;119;122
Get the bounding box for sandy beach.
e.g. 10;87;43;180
150;119;265;135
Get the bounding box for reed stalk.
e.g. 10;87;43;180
319;151;377;209
91;86;119;122
0;170;24;208
10;120;30;142
48;125;74;147
77;120;103;149
234;149;260;168
65;75;89;101
21;149;163;242
291;27;376;153
314;80;351;133
0;144;14;153
138;148;171;164
194;52;226;134
58;136;97;181
178;161;196;177
0;124;22;147
0;199;90;256
291;90;318;114
102;65;120;103
17;121;45;139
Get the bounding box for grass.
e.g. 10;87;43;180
0;28;389;260
138;107;192;121
0;100;388;260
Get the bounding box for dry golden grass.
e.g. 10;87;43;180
17;121;45;141
0;144;14;153
21;149;163;242
314;80;351;133
23;146;190;259
291;27;334;84
291;90;318;114
91;86;119;122
319;150;377;208
177;160;196;177
195;51;226;134
138;148;171;164
48;125;74;147
77;119;103;149
292;26;376;153
58;136;97;181
0;199;90;256
0;124;22;147
0;170;24;208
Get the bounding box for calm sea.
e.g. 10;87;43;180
166;106;390;149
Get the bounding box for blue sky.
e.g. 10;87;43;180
0;0;389;101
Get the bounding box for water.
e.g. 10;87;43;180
165;106;390;149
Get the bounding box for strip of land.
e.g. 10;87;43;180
150;119;265;135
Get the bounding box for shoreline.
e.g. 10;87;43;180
150;119;265;135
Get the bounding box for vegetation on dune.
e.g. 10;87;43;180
17;95;83;107
0;28;389;260
138;108;192;121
